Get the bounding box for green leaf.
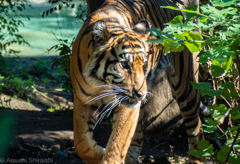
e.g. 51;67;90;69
185;5;199;19
196;140;210;151
171;44;185;52
230;107;240;120
184;42;202;53
174;32;188;40
200;18;208;23
234;144;240;152
211;65;225;77
201;4;236;20
161;6;206;19
169;15;183;24
202;47;231;64
47;108;53;112
229;89;239;99
226;138;240;146
210;0;239;7
222;126;239;137
231;156;240;164
217;146;230;163
202;118;218;133
201;144;214;157
147;38;163;43
217;82;234;89
210;104;227;120
230;24;240;34
200;89;222;96
186;32;203;41
190;82;212;90
223;57;233;71
148;28;162;36
187;150;203;158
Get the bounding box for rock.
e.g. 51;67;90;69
50;144;60;154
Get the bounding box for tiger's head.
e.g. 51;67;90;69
84;20;152;108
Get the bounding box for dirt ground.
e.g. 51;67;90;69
0;57;201;164
0;93;190;164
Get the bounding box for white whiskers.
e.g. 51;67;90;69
86;84;152;129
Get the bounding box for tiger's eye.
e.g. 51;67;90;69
143;62;147;70
120;61;130;70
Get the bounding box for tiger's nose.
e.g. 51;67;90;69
132;89;146;99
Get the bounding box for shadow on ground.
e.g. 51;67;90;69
0;107;192;164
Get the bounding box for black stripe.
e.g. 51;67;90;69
177;83;192;103
116;0;129;12
123;0;137;17
112;80;124;84
103;58;120;80
123;35;136;41
112;33;123;36
110;46;118;59
88;39;93;48
103;17;119;23
172;51;184;91
142;1;158;28
109;30;123;34
184;116;197;124
107;25;121;29
180;94;197;112
187;103;199;117
132;44;142;49
122;45;131;49
186;120;199;130
90;51;106;77
72;69;92;97
88;121;95;126
117;38;123;44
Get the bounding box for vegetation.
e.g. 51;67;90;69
0;0;29;56
149;0;240;163
0;0;84;98
44;0;87;93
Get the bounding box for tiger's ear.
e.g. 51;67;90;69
92;21;111;43
132;20;152;41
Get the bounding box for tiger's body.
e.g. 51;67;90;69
70;0;205;163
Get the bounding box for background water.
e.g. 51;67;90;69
8;0;86;57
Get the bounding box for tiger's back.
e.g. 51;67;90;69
70;0;205;163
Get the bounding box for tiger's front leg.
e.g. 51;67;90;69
125;106;145;164
74;95;105;164
101;103;141;164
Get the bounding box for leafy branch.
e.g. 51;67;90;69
148;0;240;163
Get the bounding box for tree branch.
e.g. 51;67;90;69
224;127;240;164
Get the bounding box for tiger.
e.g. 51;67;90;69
70;0;206;163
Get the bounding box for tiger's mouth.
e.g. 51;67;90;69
117;92;146;108
121;97;139;108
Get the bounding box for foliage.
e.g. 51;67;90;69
0;57;72;98
43;0;87;92
48;38;74;92
0;0;32;98
42;0;87;20
0;0;83;99
0;0;30;56
148;0;240;163
0;74;35;98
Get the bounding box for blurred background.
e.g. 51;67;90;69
7;0;86;56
